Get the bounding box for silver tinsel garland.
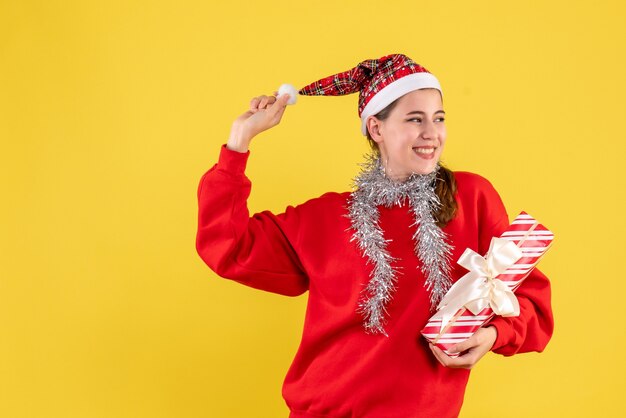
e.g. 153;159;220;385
347;154;454;335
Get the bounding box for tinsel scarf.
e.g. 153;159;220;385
347;154;454;335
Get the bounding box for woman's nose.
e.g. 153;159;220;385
421;120;437;139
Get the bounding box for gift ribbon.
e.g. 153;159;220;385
433;237;524;332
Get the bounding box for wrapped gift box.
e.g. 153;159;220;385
420;212;554;357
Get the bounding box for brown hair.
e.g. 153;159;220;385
365;93;458;228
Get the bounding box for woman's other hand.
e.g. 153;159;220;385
428;326;498;369
227;92;292;153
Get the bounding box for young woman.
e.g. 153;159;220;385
196;54;553;417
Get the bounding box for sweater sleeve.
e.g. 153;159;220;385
195;144;308;296
473;176;554;356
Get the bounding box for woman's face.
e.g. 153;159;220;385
368;88;446;179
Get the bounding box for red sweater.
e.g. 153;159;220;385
196;145;553;418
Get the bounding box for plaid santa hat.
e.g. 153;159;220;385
295;53;442;136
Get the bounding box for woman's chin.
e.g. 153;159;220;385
410;163;438;175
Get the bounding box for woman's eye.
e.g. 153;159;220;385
407;117;445;123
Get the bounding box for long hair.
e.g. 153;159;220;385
364;92;458;228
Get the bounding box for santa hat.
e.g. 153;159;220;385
296;53;442;136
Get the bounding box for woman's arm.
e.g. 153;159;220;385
487;267;553;356
429;174;554;368
195;92;308;296
476;183;554;356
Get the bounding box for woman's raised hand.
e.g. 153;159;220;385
227;92;292;153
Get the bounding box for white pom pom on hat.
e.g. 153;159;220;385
277;83;298;105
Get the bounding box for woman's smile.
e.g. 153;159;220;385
413;146;437;159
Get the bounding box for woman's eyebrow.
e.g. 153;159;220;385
405;110;446;115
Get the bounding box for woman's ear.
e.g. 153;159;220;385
366;116;383;143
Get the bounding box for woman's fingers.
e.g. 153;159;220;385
248;93;289;123
258;96;270;109
429;327;497;369
250;94;278;112
448;334;478;355
269;93;290;114
430;344;475;369
263;94;279;108
272;99;288;123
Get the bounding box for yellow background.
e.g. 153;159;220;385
1;1;625;417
